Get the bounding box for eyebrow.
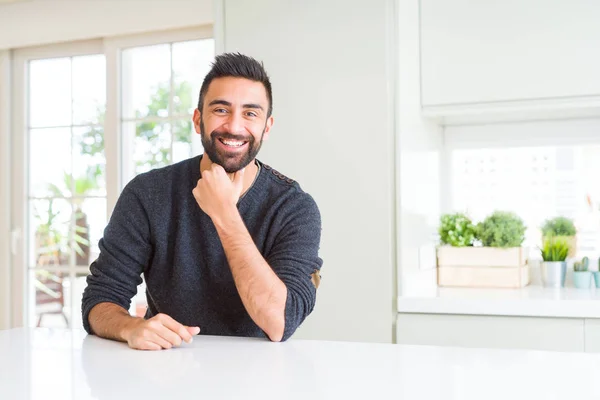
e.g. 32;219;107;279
208;99;264;111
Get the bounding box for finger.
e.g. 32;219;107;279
139;341;162;351
186;326;201;336
149;331;175;349
156;314;193;343
211;163;225;173
154;324;184;347
130;337;163;351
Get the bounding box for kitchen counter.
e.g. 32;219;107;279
2;327;600;399
398;285;600;318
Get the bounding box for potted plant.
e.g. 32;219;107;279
437;211;528;288
541;216;577;258
540;236;570;288
438;212;477;247
594;259;600;288
573;256;592;289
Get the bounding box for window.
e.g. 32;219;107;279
120;39;214;184
11;27;214;328
26;53;107;329
450;143;600;261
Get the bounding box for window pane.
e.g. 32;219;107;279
29;198;71;268
123;121;171;178
172;39;215;115
75;198;107;267
121;44;171;119
29;127;71;198
30;269;71;329
73;126;106;197
451;145;600;259
172;119;196;163
72;54;106;125
29;58;71;127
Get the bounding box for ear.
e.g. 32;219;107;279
192;108;202;135
262;116;274;141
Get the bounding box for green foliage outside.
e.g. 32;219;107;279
35;80;195;263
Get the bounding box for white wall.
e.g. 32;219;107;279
0;0;213;50
397;0;444;298
217;0;397;343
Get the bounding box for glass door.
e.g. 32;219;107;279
24;50;107;328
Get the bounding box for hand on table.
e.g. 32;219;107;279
123;313;200;351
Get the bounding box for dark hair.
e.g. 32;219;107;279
197;52;273;117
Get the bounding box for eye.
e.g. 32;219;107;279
214;108;228;114
246;111;258;118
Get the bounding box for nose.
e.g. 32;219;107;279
223;111;245;134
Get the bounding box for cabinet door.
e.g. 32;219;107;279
420;0;600;106
584;319;600;352
397;313;584;352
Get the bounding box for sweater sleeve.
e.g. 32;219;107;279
266;192;323;341
81;179;153;334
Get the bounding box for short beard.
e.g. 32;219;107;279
200;117;264;173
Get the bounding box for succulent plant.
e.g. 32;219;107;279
574;257;589;272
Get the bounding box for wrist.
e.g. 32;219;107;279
119;315;143;342
212;204;241;230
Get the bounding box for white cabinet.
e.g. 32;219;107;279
397;313;585;352
420;0;600;108
584;319;600;352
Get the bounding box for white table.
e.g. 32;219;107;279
1;328;600;400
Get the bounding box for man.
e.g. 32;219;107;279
81;53;323;350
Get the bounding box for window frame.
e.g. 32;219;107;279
0;49;11;329
9;26;212;328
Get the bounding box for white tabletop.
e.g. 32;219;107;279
2;327;600;400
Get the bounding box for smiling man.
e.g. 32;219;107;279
81;53;323;350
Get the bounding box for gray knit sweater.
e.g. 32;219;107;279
81;155;323;341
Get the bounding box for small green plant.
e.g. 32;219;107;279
438;213;476;247
477;211;526;248
541;216;577;237
540;236;570;262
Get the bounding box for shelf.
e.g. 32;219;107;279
422;95;600;126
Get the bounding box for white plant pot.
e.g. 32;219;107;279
541;261;566;288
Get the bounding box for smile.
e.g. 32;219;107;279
218;138;248;148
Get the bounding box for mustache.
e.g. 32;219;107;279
211;131;252;142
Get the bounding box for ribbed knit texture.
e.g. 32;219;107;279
81;155;322;341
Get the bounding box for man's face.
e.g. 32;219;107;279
193;77;273;173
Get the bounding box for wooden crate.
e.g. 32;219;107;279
437;246;529;288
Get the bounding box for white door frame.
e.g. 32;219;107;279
0;50;11;330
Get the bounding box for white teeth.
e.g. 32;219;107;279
222;139;244;147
